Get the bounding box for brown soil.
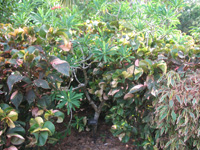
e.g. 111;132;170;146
49;122;136;150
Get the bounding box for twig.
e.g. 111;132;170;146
73;68;81;84
74;54;94;65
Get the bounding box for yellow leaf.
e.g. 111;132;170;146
6;117;15;128
49;27;53;33
32;127;51;134
0;108;4;114
122;71;133;79
7;111;18;121
56;82;61;89
37;110;44;116
35;117;44;126
127;65;134;74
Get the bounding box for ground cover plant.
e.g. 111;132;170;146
0;0;200;149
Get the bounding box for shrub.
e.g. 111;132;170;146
153;69;200;149
1;0;200;149
0;24;74;149
178;2;200;34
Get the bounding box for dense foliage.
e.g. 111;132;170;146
0;0;200;149
178;1;200;34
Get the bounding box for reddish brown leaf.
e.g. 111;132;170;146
124;93;134;100
59;42;72;52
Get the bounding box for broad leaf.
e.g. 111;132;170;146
43;121;55;135
7;126;25;136
10;91;23;109
4;146;18;150
34;79;50;89
7;74;24;92
129;84;145;94
50;56;70;76
37;95;51;109
39;25;49;39
157;61;167;74
38;131;48;146
124;93;134;100
35;117;44;126
25;89;36;104
7;133;25;145
54;111;65;123
171;110;176;122
134;68;143;80
7;110;18;121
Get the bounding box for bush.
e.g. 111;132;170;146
1;0;200;149
153;69;200;149
178;2;200;34
0;24;76;148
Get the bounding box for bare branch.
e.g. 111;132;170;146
73;68;81;84
84;89;98;112
82;68;98;112
74;54;94;65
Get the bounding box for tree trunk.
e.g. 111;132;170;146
93;111;100;133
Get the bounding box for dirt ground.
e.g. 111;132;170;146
49;122;136;150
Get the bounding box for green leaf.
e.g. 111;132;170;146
56;88;82;111
7;133;25;145
27;46;36;54
38;131;48;146
165;140;172;148
56;101;66;109
157;60;167;74
37;95;51;109
25;54;35;63
39;25;49;39
25;89;36;104
192;98;196;106
159;93;168;103
54;111;65;123
159;112;168;121
179;139;185;146
169;100;174;108
10;91;23;109
139;60;149;72
39;29;46;39
189;112;195;119
122;135;130;143
43;121;55;136
7;126;25;136
114;90;123;98
171;110;176;122
7;74;24;93
176;95;182;104
134;67;143;80
176;114;182;125
34;79;50;89
1;42;10;51
0;103;10;110
117;108;124;116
